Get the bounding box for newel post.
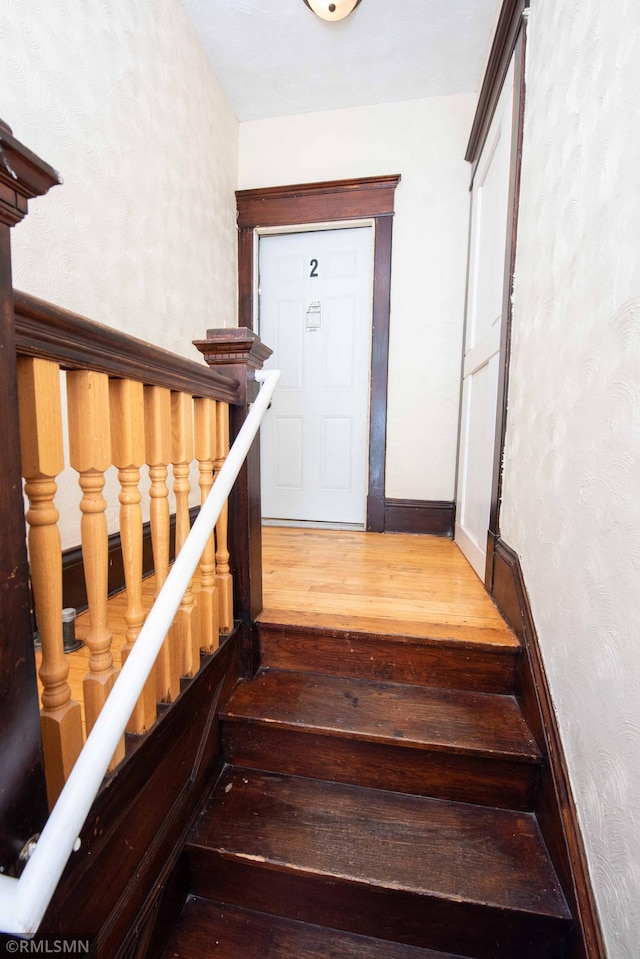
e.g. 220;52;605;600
193;328;272;677
0;120;60;868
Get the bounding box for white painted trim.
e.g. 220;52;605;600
454;521;485;581
255;218;376;236
463;322;501;377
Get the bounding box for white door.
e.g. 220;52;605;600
259;227;373;526
456;60;515;579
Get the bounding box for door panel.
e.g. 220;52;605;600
259;227;373;526
456;60;515;579
322;296;356;389
470;134;511;347
275;300;304;389
321;417;353;490
275;417;303;489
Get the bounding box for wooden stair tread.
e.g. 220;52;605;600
163;899;472;959
189;767;570;921
223;669;541;763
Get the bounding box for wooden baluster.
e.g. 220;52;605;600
144;386;180;703
214;402;234;633
110;378;155;733
67;370;125;769
194;397;219;654
171;391;197;677
17;357;84;806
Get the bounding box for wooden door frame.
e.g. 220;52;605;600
463;0;529;590
236;175;400;532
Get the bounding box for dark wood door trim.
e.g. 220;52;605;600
485;22;528;591
462;1;529;590
236;175;401;532
465;0;529;169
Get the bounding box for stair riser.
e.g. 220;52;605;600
258;625;518;695
223;722;540;810
188;851;570;959
166;899;482;959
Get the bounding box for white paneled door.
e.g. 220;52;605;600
259;227;373;526
456;60;515;579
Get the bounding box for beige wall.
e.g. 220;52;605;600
501;2;640;955
1;0;239;546
1;0;239;358
239;96;475;503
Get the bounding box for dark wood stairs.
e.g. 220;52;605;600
161;624;572;959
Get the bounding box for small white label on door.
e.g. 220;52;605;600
306;301;321;332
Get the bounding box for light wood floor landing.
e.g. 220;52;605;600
37;527;516;734
260;527;517;647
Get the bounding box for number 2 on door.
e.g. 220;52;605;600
310;258;319;278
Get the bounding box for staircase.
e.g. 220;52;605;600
161;622;572;959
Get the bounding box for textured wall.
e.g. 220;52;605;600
500;2;640;956
239;96;474;502
0;0;238;356
1;0;239;546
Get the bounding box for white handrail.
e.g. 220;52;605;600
0;368;280;936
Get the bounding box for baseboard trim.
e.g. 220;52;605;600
491;537;606;959
383;499;455;536
62;506;199;612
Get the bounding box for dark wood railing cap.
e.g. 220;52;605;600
0;121;61;227
14;290;241;403
193;328;272;371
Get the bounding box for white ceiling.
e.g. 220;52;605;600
181;0;501;122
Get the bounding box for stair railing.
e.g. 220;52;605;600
14;291;255;807
0;365;280;937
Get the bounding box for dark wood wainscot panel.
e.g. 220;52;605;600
492;538;606;959
38;631;242;957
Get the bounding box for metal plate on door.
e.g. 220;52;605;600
306;301;321;332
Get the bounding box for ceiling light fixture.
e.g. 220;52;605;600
303;0;363;22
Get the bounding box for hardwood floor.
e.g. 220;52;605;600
35;527;516;737
35;576;159;736
260;527;516;645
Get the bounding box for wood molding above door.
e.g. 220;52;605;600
236;175;401;532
